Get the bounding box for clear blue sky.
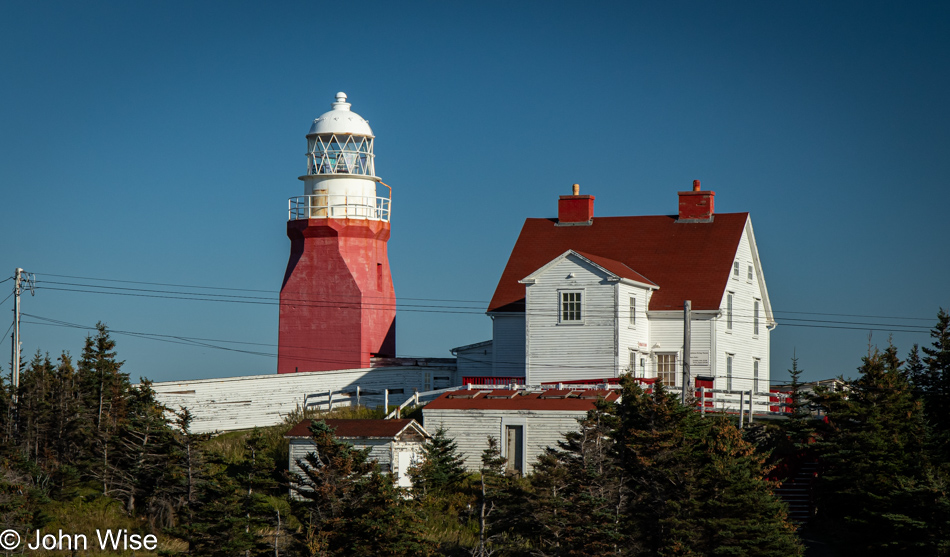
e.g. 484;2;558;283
1;1;947;385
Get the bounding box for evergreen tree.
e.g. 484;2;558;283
921;308;950;460
812;345;948;555
174;455;261;557
904;344;926;391
620;379;801;556
77;322;129;496
408;427;466;500
473;436;508;557
292;420;434;557
526;397;628;556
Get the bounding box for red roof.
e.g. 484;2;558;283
572;251;657;287
488;213;748;313
285;419;419;439
425;389;620;411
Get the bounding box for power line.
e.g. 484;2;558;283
29;282;938;330
29;271;943;322
31;273;487;304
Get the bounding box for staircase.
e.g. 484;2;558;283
775;460;818;524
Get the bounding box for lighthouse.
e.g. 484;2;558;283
277;93;396;373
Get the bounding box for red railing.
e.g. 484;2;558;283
461;376;526;386
770;389;793;413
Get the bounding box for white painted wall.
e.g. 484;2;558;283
491;314;526;377
149;364;455;434
455;342;494;377
288;437;423;491
618;283;654;379
713;218;771;409
524;255;616;384
423;408;586;474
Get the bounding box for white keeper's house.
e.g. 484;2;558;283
454;182;776;400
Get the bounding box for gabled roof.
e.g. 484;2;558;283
521;249;658;288
488;213;749;313
425;389;620;411
285;418;427;440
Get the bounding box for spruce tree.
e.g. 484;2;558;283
922;308;950;460
408;426;466;500
812;346;946;555
904;344;926;392
292;420;433;556
526;397;629;556
619;378;802;556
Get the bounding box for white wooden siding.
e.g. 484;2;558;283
149;365;454;434
618;284;653;378
713;218;771;407
491;314;526;377
423;408;586;473
289;438;423;492
525;256;617;384
455;342;494;377
647;315;713;387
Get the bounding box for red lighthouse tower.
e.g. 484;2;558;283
278;93;396;373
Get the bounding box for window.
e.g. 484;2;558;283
747;264;753;282
753;299;760;336
726;292;734;331
726;354;734;391
629;350;637;375
753;359;760;393
505;425;524;475
733;261;740;277
629;296;636;326
657;354;676;387
560;291;583;323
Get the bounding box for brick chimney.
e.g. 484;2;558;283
677;180;715;222
557;183;595;226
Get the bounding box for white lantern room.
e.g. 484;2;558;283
290;92;390;221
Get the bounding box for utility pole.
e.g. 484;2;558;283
11;268;23;405
682;300;691;404
10;268;34;410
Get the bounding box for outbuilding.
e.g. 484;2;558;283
285;418;429;489
423;387;621;475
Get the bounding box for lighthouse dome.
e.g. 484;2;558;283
307;92;374;137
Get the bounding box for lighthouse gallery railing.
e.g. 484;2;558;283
288;195;391;222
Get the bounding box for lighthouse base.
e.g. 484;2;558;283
278;218;396;374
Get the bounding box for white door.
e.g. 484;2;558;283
395;450;414;488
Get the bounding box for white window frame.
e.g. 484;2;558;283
657;353;677;387
629;295;636;327
733;261;740;278
753;359;760;394
726;353;734;391
753;299;760;337
726;292;734;332
747;264;753;283
558;290;584;324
